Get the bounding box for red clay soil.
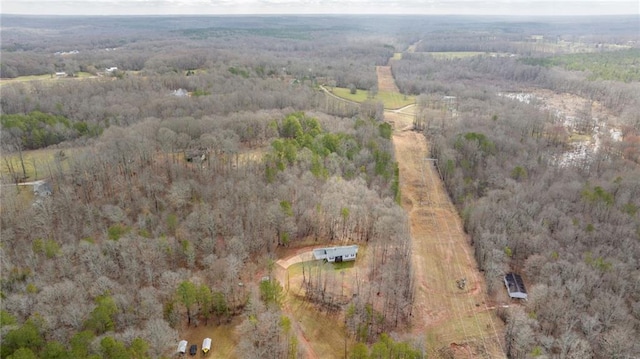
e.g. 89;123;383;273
388;111;506;359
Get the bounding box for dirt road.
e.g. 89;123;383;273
274;249;317;359
388;111;505;358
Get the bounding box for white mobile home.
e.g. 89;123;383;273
312;245;358;263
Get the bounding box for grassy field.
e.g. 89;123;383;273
331;87;415;110
569;133;592;142
0;185;36;215
2;149;55;182
180;318;240;359
427;51;488;59
1;146;265;183
392;52;403;60
0;72;95;87
286;295;351;358
0;148;77;182
424;308;505;357
1;74;53;83
283;262;354;359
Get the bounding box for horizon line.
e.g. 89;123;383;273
2;12;637;17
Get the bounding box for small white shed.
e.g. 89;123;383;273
177;340;187;354
202;338;212;354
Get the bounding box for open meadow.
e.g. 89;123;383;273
330;87;415;110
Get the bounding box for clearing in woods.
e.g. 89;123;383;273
383;74;506;356
376;66;400;93
273;245;356;359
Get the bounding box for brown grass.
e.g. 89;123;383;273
179;318;241;358
284;295;351;359
388;111;506;358
376;66;400;93
274;245;361;359
0;148;73;182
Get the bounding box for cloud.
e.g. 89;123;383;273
2;0;638;15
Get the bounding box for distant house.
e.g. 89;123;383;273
33;181;53;197
171;88;189;97
504;273;527;299
312;245;358;263
185;149;207;163
105;67;118;73
55;72;67;77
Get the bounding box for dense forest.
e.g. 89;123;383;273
0;15;415;359
2;14;639;359
393;21;640;358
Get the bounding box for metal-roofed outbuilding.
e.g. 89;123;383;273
504;273;527;299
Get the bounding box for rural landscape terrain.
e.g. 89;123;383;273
1;14;639;359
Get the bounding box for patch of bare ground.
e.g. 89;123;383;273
387;111;505;359
274;244;357;359
273;246;318;359
376;66;400;93
527;88;619;123
180;317;241;358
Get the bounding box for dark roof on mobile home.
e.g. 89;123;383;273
504;273;527;299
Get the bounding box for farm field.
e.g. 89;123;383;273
427;51;487;59
0;72;95;87
331;87;415;110
0;148;79;182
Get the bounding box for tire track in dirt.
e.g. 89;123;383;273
387;111;505;358
274;247;322;359
379;48;504;356
421;146;504;357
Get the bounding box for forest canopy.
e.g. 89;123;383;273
1;14;639;359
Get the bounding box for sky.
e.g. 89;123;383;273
1;0;638;16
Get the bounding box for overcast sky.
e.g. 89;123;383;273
1;0;638;16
